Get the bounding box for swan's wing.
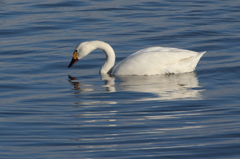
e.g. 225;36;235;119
126;47;199;65
132;47;199;61
112;47;205;75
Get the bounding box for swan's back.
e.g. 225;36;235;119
112;47;205;76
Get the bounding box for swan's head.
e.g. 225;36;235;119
68;41;95;68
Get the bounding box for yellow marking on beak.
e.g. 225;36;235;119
73;51;78;60
68;51;79;68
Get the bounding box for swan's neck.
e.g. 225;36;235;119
91;41;116;75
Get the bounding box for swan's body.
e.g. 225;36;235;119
68;41;205;76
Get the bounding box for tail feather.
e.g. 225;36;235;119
179;51;206;72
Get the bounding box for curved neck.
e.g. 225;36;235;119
90;41;116;75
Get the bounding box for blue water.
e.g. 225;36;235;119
1;0;240;158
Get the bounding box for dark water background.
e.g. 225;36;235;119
1;0;240;158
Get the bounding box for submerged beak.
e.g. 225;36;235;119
68;51;78;68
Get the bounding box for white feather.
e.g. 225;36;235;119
69;41;206;76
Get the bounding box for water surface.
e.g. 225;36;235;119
1;0;240;158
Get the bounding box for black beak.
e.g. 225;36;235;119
68;58;78;68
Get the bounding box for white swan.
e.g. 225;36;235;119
68;41;205;76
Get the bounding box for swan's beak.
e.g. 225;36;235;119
68;51;78;68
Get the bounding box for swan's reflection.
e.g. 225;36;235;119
68;75;94;93
68;73;204;100
115;73;203;100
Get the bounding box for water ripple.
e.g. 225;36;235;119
1;0;240;158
